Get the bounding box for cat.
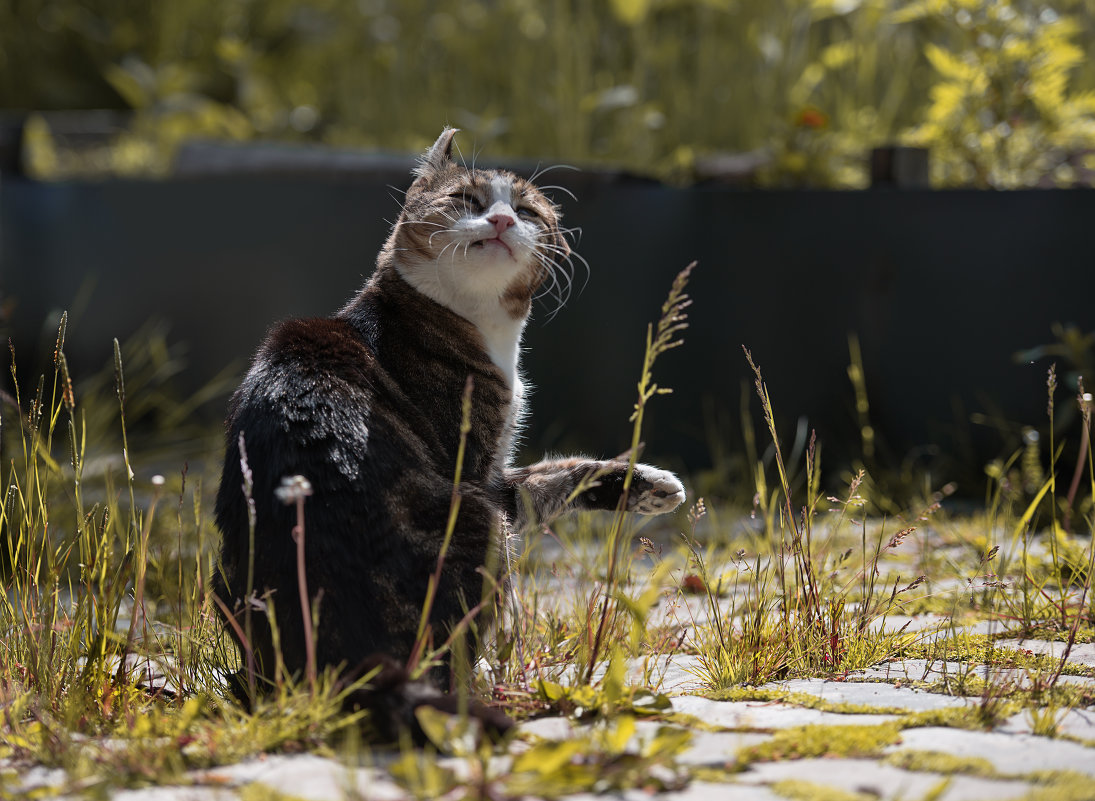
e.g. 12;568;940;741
212;128;685;738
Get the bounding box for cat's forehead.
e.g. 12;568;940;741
418;166;543;202
459;169;535;197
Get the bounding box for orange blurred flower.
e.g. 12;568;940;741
795;106;828;129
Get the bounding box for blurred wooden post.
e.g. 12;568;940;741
870;146;930;188
0;117;24;176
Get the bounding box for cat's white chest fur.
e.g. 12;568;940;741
476;314;525;389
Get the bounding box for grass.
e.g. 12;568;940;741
1;264;1094;798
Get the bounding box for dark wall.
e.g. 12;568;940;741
3;170;1093;490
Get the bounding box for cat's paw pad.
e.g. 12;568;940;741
629;465;686;515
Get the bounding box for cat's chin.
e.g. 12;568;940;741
398;248;531;314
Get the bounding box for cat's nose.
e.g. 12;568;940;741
487;210;515;234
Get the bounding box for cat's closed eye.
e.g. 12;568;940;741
449;191;484;211
516;206;540;220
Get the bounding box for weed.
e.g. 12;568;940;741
680;349;925;689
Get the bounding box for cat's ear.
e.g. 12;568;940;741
412;128;459;181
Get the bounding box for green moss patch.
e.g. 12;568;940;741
736;721;903;766
1022;770;1095;801
884;749;998;777
701;686;910;716
772;778;882;801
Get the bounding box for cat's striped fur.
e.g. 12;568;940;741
212;129;684;737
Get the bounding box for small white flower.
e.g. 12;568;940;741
275;475;314;505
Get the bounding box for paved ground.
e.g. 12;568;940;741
6;522;1095;800
8;629;1094;801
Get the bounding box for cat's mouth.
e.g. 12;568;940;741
473;236;515;258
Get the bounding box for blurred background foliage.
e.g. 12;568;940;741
2;0;1095;186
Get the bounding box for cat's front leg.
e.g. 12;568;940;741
503;457;685;528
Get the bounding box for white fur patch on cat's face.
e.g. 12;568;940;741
439;175;540;290
398;174;544;297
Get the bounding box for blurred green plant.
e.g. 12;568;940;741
4;1;1095;182
0;0;914;183
896;0;1095;187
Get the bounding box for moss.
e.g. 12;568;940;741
884;749;998;777
701;686;910;716
899;704;1021;731
1021;626;1095;644
772;778;880;801
241;785;316;801
899;634;1095;678
919;678;1093;713
690;766;741;784
1022;770;1095;801
735;721;903;766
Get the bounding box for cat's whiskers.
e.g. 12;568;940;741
527;163;579;187
546;233;589;288
530;235;589;319
434;238;463;263
534;185;578;203
555;224;584;243
427;226;460;248
530;250;569;314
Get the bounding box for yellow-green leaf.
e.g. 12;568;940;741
608;0;650;26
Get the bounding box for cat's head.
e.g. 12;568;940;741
386;128;573;322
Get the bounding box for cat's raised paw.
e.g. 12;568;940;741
629;465;686;515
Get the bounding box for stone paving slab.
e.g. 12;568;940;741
674;730;771;767
192;754;405;801
518;716;771;769
583;655;706;694
736;758;1035;801
645;655;707;694
997;639;1095;667
565;781;786;801
1000;706;1095;740
890;727;1095;777
873;615;1002;636
670;695;901;730
112;788;236;801
854;658;967;681
4;763;68;796
762;677;974;711
853;658;1095;689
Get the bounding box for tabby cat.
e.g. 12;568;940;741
212;128;685;736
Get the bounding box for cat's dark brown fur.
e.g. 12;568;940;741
212;129;684;737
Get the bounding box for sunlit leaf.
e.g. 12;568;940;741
601;714;636;753
608;0;651;25
511;739;584;774
641;725;693;759
631;688;673;714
